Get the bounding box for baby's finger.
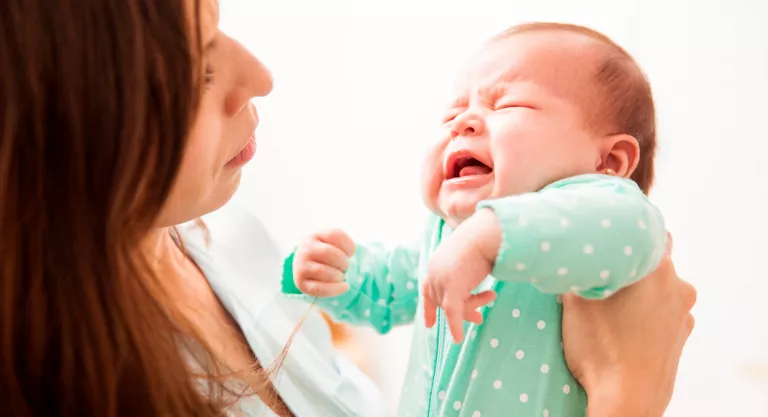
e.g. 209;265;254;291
308;241;350;272
463;309;484;325
295;261;345;285
442;293;464;343
423;283;438;328
462;292;496;325
302;281;350;298
316;229;356;257
464;290;497;311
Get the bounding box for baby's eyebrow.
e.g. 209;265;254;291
447;96;469;108
481;83;511;100
467;82;513;104
447;80;523;108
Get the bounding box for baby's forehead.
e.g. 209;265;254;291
452;31;601;101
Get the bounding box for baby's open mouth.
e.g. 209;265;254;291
447;156;493;180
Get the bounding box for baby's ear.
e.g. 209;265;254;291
596;133;640;178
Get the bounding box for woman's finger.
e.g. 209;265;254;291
664;231;674;256
680;279;697;311
684;314;695;339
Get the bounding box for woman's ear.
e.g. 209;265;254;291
596;134;640;178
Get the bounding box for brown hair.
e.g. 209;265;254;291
0;1;289;415
492;22;657;193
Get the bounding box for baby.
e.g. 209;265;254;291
283;23;666;417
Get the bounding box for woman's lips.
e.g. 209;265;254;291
227;134;256;167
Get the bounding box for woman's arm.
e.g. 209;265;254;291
561;234;696;417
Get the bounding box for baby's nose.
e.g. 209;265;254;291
452;115;484;138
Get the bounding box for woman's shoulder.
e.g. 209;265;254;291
188;202;281;259
176;202;387;417
177;202;284;293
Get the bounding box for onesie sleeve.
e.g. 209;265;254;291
476;174;666;299
282;242;422;334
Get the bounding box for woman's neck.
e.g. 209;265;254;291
140;227;207;303
143;227;187;272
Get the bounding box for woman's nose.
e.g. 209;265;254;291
225;40;273;117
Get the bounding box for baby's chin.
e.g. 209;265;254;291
436;193;487;227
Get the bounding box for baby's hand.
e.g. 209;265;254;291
292;229;356;298
423;210;502;343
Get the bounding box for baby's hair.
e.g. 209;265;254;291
491;23;657;194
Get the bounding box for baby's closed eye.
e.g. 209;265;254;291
493;100;537;111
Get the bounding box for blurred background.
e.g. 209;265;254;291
221;0;767;415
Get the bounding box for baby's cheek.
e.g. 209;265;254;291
419;142;447;209
419;165;442;214
490;155;533;195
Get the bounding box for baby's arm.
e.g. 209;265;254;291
477;174;666;298
282;241;421;334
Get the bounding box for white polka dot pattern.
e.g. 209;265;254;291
285;175;667;417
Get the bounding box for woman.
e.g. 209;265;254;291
0;0;695;416
563;235;696;417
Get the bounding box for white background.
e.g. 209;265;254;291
221;1;768;416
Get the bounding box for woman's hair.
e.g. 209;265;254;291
0;1;289;415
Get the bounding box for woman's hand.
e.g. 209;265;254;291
562;233;696;417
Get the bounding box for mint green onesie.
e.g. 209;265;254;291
282;174;667;417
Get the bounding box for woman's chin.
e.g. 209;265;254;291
154;173;242;228
205;173;242;214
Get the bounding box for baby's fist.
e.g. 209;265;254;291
292;229;356;298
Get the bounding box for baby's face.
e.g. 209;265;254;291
422;31;605;226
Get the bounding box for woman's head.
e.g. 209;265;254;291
161;0;273;227
0;0;273;415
